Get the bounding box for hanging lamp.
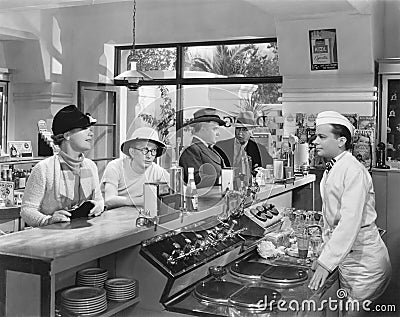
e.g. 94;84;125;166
114;0;152;90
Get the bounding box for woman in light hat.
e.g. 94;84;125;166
101;127;169;209
309;111;391;309
21;105;104;227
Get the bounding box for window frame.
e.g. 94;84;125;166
114;37;282;137
114;38;282;86
0;80;8;151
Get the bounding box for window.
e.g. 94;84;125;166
0;81;8;151
78;81;119;177
115;38;282;148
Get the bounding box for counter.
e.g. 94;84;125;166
0;174;315;317
371;168;400;304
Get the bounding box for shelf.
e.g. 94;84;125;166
0;206;20;219
58;297;141;317
0;157;46;166
101;297;141;317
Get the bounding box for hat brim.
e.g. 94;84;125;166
53;118;95;136
182;116;226;128
121;138;166;157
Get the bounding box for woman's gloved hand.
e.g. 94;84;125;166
46;209;72;225
88;200;104;217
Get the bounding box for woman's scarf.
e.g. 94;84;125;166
54;151;95;204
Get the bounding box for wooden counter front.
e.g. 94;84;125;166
0;174;315;317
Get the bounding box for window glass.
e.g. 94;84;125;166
184;42;279;78
132;85;177;165
114;39;281;158
119;47;176;79
180;84;281;147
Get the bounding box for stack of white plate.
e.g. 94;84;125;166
76;268;108;288
105;278;137;302
61;286;107;316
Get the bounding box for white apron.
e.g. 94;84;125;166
318;152;391;302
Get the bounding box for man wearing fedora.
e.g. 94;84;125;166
214;111;273;171
179;108;228;189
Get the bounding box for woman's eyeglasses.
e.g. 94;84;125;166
134;148;158;156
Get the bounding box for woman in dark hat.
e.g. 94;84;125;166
101;127;169;209
21;105;104;226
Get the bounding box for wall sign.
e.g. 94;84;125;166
7;141;33;157
309;29;338;71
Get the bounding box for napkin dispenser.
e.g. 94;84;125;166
144;182;181;223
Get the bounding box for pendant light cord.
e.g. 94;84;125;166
131;0;136;55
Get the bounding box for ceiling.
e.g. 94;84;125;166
0;0;130;11
0;0;372;41
0;0;370;14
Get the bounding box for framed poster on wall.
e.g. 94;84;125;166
309;29;338;71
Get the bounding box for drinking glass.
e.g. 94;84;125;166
296;233;310;265
310;235;323;259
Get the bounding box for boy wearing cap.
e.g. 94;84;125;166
179;108;227;189
21;105;104;227
309;111;391;308
215;111;273;170
101;127;170;209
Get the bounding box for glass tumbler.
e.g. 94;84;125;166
296;233;310;265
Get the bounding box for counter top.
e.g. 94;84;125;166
256;174;315;201
372;167;400;173
0;207;223;274
0;174;315;274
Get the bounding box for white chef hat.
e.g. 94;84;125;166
316;111;355;137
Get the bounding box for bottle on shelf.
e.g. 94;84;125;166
18;169;26;189
13;169;19;190
185;167;198;212
280;136;290;161
6;168;12;182
235;150;251;191
10;144;19;158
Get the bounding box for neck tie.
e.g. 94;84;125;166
234;144;246;166
325;158;336;173
209;144;225;168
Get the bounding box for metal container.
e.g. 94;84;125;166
263;164;274;183
273;159;284;180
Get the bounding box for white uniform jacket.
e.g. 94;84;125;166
318;151;391;301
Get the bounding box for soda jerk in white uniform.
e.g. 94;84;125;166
309;111;391;305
